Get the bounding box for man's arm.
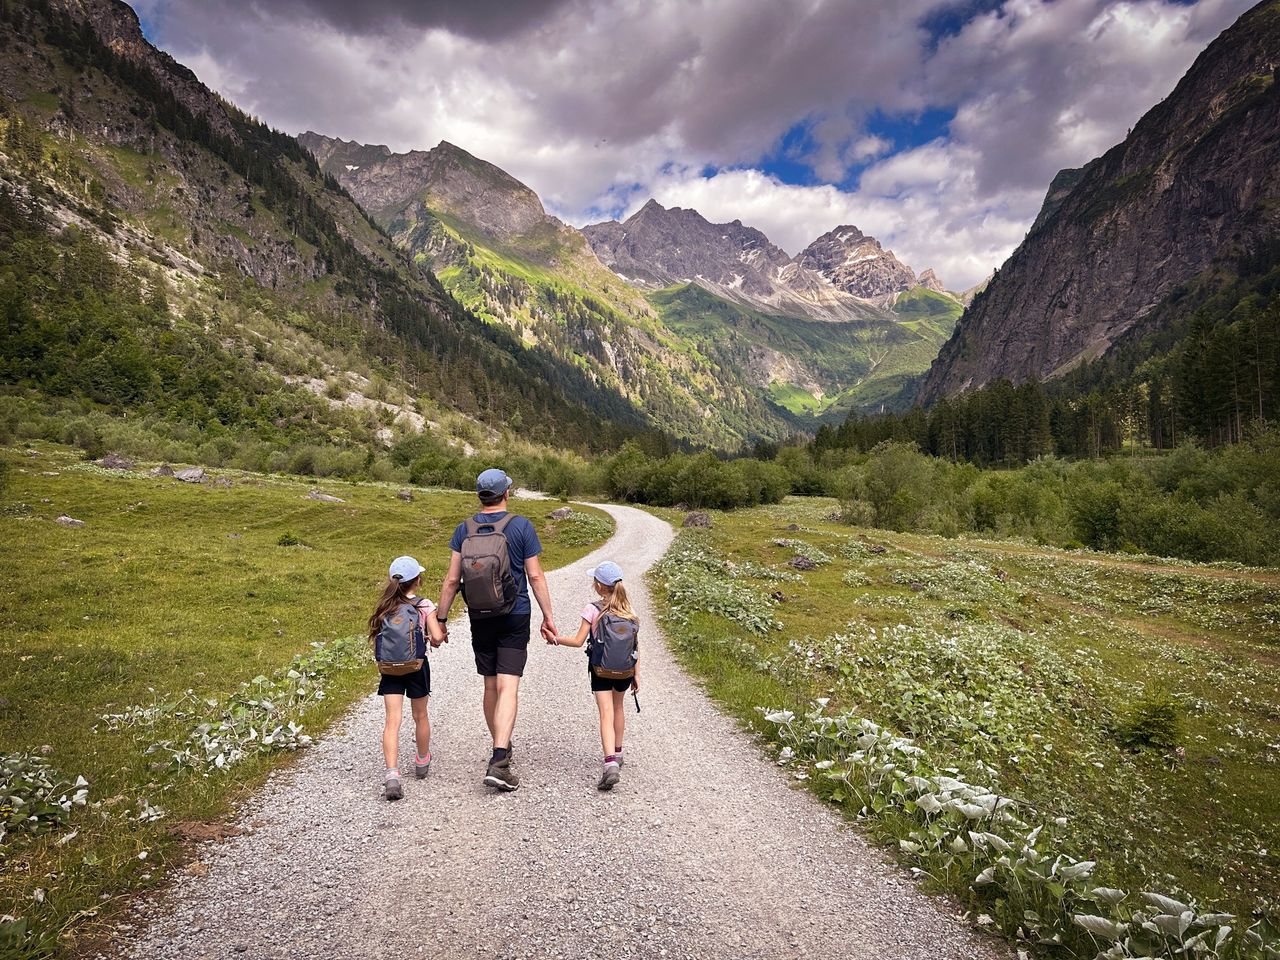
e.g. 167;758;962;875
437;551;464;632
525;554;556;640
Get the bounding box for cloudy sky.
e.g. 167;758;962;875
133;0;1252;289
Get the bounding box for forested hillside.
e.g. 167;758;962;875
0;0;671;470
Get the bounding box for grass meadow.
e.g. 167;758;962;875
649;498;1279;958
0;444;612;956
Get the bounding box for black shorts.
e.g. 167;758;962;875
377;661;430;699
589;665;633;693
471;613;531;677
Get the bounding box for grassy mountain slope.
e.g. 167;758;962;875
0;0;675;468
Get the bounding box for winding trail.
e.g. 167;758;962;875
119;504;1005;960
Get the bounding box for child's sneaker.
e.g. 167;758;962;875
414;754;432;779
384;771;403;801
597;760;620;792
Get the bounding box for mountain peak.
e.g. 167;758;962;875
917;268;945;293
797;225;914;306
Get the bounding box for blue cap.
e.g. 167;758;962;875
593;561;624;586
476;468;513;499
389;555;425;582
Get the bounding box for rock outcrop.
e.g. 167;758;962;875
922;1;1280;401
796;226;918;306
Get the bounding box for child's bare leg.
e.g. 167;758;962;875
410;696;431;757
594;690;616;756
382;694;404;769
612;690;625;753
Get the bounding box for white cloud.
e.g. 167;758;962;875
138;0;1255;290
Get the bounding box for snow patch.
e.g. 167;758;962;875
344;164;360;171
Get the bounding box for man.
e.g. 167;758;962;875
437;468;557;791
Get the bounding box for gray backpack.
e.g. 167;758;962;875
587;602;639;680
460;514;517;619
374;599;427;675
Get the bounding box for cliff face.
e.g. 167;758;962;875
796;226;918;306
921;0;1280;402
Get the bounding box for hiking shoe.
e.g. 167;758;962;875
483;757;519;792
384;773;403;801
414;756;432;779
597;764;621;792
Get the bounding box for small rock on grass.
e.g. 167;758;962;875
56;515;85;527
212;477;233;488
788;555;817;571
549;506;573;520
306;489;344;503
396;489;414;502
151;464;175;478
682;511;712;529
174;467;205;483
98;452;134;470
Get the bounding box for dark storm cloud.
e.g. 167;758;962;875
198;0;575;40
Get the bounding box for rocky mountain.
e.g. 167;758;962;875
922;0;1280;402
0;0;674;456
582;202;937;322
795;225;918;306
916;269;945;294
305;134;962;424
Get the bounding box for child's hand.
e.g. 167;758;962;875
630;675;640;693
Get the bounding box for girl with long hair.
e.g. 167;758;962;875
368;556;446;800
551;561;640;791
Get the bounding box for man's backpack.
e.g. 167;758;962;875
587;602;639;680
373;599;427;675
460;514;517;619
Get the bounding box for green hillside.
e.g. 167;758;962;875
0;0;673;472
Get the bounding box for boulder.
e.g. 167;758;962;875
396;489;414;502
788;555;817;571
56;515;85;528
682;511;712;529
307;489;345;503
549;506;573;520
98;453;133;471
174;467;205;483
151;464;175;478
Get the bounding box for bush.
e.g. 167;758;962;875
1114;693;1182;751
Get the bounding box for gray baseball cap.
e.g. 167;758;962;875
476;468;513;499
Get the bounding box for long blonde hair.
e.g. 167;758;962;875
595;580;637;621
368;575;421;642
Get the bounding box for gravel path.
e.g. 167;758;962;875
116;504;1006;960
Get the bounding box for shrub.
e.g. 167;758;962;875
1113;693;1182;751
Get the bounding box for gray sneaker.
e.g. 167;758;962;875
384;773;403;801
414;756;432;779
597;764;621;792
483;757;519;792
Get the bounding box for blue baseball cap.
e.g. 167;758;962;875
476;468;513;500
389;555;425;582
593;561;624;586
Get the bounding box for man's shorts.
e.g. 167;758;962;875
377;661;431;699
470;613;532;677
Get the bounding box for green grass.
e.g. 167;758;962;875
891;285;964;325
0;445;613;954
648;498;1279;954
767;382;825;415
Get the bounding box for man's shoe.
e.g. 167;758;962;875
483;757;519;792
414;756;432;779
384;773;403;801
597;764;620;792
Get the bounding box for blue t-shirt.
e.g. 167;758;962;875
450;512;542;616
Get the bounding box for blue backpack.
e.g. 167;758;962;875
374;599;427;675
587;602;639;680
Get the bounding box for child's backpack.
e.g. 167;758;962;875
460;514;517;619
373;599;427;675
587;602;639;680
